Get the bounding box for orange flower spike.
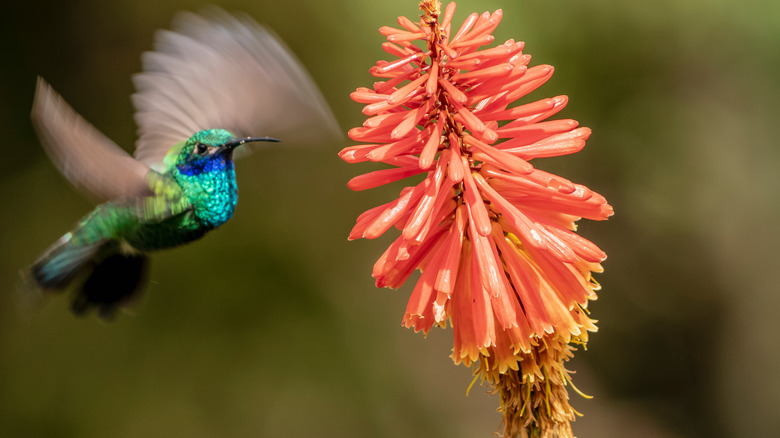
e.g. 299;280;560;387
342;2;612;437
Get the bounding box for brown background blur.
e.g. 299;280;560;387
1;0;778;437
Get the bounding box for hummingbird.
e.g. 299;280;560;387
26;8;340;317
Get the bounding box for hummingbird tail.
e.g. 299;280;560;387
71;252;148;319
31;234;101;290
29;235;148;318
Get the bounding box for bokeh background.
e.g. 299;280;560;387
1;0;778;437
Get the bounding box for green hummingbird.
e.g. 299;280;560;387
26;9;339;317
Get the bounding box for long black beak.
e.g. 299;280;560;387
221;136;280;150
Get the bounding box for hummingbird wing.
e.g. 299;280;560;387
132;7;342;169
136;172;193;222
32;78;154;203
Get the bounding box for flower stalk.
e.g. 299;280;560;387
341;1;612;437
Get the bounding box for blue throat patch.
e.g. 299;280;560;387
177;153;230;177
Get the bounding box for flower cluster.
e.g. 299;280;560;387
341;1;612;437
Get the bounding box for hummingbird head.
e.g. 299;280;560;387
173;129;279;228
175;129;279;175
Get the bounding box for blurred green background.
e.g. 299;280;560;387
1;0;778;437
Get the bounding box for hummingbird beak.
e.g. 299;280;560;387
221;136;280;151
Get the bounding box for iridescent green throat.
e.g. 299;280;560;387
173;129;239;229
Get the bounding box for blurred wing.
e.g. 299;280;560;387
31;78;153;203
135;172;193;223
132;7;342;168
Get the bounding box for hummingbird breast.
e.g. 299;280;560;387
124;211;210;251
176;155;239;229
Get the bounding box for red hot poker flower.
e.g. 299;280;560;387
341;1;612;437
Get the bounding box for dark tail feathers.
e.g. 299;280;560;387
29;235;148;318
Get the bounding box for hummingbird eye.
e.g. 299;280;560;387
195;143;208;155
